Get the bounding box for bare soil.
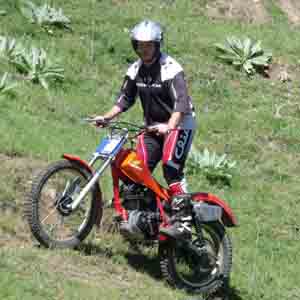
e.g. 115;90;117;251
267;63;295;82
0;153;115;247
277;0;300;24
205;0;270;24
0;153;46;198
204;0;300;25
0;153;46;247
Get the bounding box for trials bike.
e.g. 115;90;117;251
25;120;238;294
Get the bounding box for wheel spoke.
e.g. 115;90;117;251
160;222;232;293
169;223;225;288
30;161;95;245
40;205;59;224
26;160;99;247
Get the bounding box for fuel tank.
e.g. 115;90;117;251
114;149;169;201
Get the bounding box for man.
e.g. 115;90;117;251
93;20;196;239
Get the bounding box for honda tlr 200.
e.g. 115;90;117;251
25;119;238;295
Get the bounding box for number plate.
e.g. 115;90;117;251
95;137;122;155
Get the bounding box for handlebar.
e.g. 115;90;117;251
82;117;147;136
82;117;176;138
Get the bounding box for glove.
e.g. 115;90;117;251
148;123;171;135
88;115;108;127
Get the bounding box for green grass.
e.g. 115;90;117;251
0;235;189;300
1;0;300;299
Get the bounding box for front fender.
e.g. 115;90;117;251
63;154;103;228
191;192;238;227
63;154;94;174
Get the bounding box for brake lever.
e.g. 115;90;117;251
82;117;105;123
82;117;110;128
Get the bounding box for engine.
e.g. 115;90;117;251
120;182;157;211
120;183;160;238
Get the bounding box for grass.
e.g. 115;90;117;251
0;235;188;300
0;0;300;299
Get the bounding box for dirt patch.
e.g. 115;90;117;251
205;0;270;24
261;51;300;83
0;153;117;247
267;63;295;82
0;153;46;199
45;254;132;287
277;0;300;24
204;0;300;25
0;153;46;246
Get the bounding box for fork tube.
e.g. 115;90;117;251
88;155;98;166
70;157;112;210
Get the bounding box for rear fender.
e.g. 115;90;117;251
63;154;103;227
191;192;238;227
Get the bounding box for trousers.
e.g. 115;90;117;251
136;129;194;194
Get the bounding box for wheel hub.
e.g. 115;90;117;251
192;239;218;275
56;194;73;216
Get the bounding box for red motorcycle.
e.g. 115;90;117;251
25;120;237;295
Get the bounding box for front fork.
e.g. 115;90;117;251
68;154;113;211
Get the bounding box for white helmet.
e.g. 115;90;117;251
130;20;163;52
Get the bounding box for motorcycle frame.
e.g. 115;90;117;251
63;131;238;240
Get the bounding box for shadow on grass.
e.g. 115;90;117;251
125;250;245;300
120;247;245;300
77;240;160;278
207;285;244;300
124;250;161;279
185;285;244;300
77;242;244;300
226;287;244;300
76;241;115;258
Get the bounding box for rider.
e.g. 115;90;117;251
93;20;196;240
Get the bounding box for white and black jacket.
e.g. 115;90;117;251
115;53;196;129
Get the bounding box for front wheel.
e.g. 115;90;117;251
159;221;232;295
25;160;102;248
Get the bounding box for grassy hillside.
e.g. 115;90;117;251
0;0;300;299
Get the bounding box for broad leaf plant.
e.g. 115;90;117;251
215;36;272;75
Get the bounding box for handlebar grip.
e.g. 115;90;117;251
82;117;109;124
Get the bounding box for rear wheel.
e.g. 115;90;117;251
25;160;102;248
159;221;232;295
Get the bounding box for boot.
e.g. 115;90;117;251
160;194;192;240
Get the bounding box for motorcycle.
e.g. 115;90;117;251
25;119;238;295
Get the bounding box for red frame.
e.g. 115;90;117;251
63;150;238;240
110;149;238;238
